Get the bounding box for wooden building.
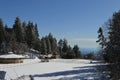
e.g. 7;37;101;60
0;54;24;63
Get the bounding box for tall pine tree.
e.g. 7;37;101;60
96;27;106;48
13;17;25;43
98;10;120;79
0;18;6;53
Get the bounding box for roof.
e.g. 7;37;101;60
0;54;25;59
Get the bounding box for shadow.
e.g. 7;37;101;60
32;69;96;77
74;65;97;69
0;71;6;80
91;61;105;64
31;65;107;80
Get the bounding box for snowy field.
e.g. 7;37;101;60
0;58;106;80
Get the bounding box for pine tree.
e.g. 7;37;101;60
65;45;75;59
45;36;51;54
100;10;120;79
26;21;36;48
96;27;106;60
0;18;5;44
58;39;63;56
48;33;53;52
22;22;27;43
73;45;83;58
13;17;25;43
40;37;47;55
96;27;106;48
34;24;39;39
47;33;58;54
105;11;120;63
52;38;58;55
0;18;6;53
62;39;68;53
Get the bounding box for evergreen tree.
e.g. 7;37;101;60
0;19;5;44
22;22;27;43
4;25;10;43
73;45;83;58
105;11;120;63
62;39;68;53
34;24;39;39
45;36;51;54
13;17;25;43
96;27;106;60
65;45;75;59
61;39;69;58
52;38;58;55
48;33;54;52
26;21;36;48
0;19;6;53
40;37;47;55
33;39;41;51
96;27;106;48
98;10;120;79
47;33;58;54
58;39;63;56
0;17;41;54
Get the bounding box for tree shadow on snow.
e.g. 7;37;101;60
31;65;108;80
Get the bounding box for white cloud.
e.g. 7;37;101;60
70;38;97;42
68;38;98;48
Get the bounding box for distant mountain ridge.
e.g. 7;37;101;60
80;48;98;54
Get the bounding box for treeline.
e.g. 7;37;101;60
41;35;83;59
96;10;120;79
0;17;89;59
40;34;97;59
0;17;40;54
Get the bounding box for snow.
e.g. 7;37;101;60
0;54;25;59
0;58;105;80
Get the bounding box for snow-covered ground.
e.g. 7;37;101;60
0;58;106;80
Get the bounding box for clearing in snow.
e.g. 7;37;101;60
0;58;107;80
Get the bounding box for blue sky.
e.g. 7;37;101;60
0;0;120;49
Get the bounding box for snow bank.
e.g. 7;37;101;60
0;54;24;59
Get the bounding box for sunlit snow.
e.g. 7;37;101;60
0;58;105;80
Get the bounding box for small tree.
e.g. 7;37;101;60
85;52;96;60
73;45;83;58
